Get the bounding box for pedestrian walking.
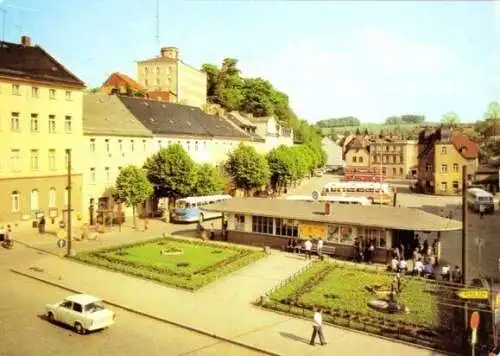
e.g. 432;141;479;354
38;215;46;235
310;307;326;346
304;239;312;260
317;238;323;259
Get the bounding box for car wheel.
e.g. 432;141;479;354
74;322;85;334
47;312;55;323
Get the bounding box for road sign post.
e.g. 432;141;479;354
470;311;480;356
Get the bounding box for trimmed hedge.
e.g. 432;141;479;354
73;237;264;290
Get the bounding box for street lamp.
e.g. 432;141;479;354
65;149;74;257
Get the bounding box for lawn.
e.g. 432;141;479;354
73;237;264;290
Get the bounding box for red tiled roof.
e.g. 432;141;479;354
451;134;478;159
145;90;173;102
101;72;143;91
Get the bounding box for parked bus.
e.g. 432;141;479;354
172;194;232;223
285;195;372;206
467;188;495;214
320;181;394;205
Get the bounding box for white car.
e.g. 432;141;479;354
45;294;115;334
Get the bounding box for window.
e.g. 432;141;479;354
65;91;72;100
105;139;110;152
441;146;447;155
105;167;110;181
30;113;39;132
49;89;56;99
118;139;123;152
452;181;459;191
11;191;20;212
11;112;20;131
10;149;20;171
90;168;96;184
382;167;387;175
30;189;39;211
195;141;199;152
48;115;56;133
440;164;448;173
30;149;39;170
64;116;72;132
143;140;147;151
359;156;363;163
440;181;448;192
426;164;432;172
12;84;20;95
392;167;396;175
72;303;83;313
235;214;245;231
31;87;39;98
167;140;172;146
251;216;273;234
158;140;162;149
203;141;207;151
145;67;148;74
453;163;459;173
144;79;148;86
156;67;160;74
48;149;56;170
130;140;135;152
187;141;191;151
399;167;404;176
90;139;96;152
275;218;298;237
49;188;56;208
352;156;357;163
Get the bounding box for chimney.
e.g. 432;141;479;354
324;201;332;215
21;36;31;47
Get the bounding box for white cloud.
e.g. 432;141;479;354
240;27;470;122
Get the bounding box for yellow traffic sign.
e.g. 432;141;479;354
456;289;489;300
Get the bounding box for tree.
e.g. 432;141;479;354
201;63;219;101
484;101;500;121
267;146;297;191
355;127;361;135
441;112;461;126
225;143;270;194
113;165;153;228
143;144;197;203
239;78;275;117
363;128;369;136
192;163;225;196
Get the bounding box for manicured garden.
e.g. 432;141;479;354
262;261;458;350
73;237;264;290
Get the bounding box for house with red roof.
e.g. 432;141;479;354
416;126;479;195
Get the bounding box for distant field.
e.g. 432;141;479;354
321;123;421;135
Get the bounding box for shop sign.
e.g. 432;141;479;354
298;222;326;239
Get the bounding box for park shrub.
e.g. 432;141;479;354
73;236;263;290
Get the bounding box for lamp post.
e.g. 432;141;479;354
65;149;74;257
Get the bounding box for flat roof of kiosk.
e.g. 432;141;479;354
202;198;462;232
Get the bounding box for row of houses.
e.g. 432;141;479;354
0;36;293;225
342;126;481;195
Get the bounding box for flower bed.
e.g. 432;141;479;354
73;237;264;290
261;261;458;352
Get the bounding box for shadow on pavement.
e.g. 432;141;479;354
37;314;105;336
279;331;310;345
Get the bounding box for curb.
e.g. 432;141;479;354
10;268;282;356
12;239;62;258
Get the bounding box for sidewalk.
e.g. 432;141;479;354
11;250;442;356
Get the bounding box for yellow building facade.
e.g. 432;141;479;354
137;47;207;108
0;36;85;225
369;140;418;178
417;127;479;195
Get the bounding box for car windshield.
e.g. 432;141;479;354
84;301;105;313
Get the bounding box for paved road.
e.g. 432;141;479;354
0;247;263;356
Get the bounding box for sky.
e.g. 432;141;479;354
0;0;498;123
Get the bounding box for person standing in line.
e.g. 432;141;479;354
310;307;327;346
317;238;324;259
304;238;312;260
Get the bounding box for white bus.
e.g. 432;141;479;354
320;181;394;205
467;188;495;214
172;194;232;223
285;195;372;206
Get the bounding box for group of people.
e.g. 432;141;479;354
353;237;376;264
286;237;324;259
389;235;441;278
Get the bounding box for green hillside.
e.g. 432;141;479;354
321;122;439;136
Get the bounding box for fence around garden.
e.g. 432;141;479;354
256;258;495;354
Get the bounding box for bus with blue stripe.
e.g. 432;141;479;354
172;194;232;223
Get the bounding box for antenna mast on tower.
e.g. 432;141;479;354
155;0;160;48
